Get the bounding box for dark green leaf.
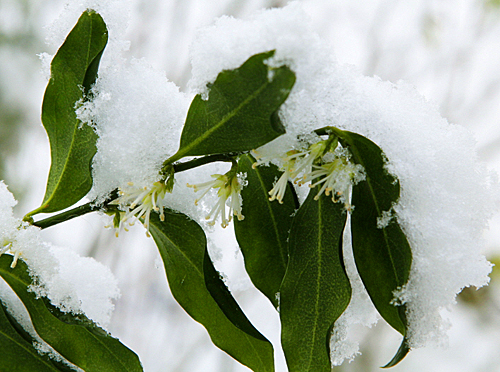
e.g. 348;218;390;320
203;249;267;341
280;189;351;372
382;337;410;368
330;128;412;365
0;299;62;371
167;51;295;163
28;10;108;216
149;211;275;372
0;256;143;372
234;154;298;308
332;128;412;336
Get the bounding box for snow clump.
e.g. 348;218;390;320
187;2;497;363
0;181;119;329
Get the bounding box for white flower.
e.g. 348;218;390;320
268;169;291;204
255;148;312;203
111;181;169;236
255;139;330;202
0;238;22;268
187;171;245;228
303;157;365;209
254;137;364;208
291;141;327;183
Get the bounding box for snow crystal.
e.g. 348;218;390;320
0;182;119;329
187;2;498;364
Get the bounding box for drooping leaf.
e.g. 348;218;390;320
0;300;63;371
382;337;410;368
28;10;108;217
166;51;295;164
203;249;268;341
280;189;351;372
0;256;143;372
148;211;275;372
234;154;298;308
330;128;412;363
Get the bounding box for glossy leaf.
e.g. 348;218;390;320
0;256;143;372
148;211;275;372
331;128;412;363
166;51;295;163
28;10;108;216
382;337;410;368
234;154;298;308
280;189;351;372
203;249;268;340
0;300;63;371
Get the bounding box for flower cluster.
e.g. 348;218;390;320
187;169;245;228
110;181;169;236
254;138;365;209
303;156;365;209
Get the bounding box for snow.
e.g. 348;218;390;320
2;0;498;369
0;182;119;329
76;58;190;203
185;1;498;362
44;0;131;63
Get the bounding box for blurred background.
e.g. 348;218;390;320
1;0;500;371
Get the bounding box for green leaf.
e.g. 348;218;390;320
203;249;268;341
167;51;295;163
0;256;143;372
382;337;410;368
332;129;412;334
234;154;298;308
28;10;108;217
0;300;62;371
330;128;412;364
280;189;351;372
149;211;275;372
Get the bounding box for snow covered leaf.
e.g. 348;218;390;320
0;256;143;372
148;211;275;372
332;128;412;360
0;301;64;371
234;154;298;308
280;189;351;372
28;10;107;216
166;51;295;163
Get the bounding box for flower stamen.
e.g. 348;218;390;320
110;181;169;236
188;170;245;228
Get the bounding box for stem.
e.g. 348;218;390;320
164;153;235;175
32;155;235;230
31;190;118;229
314;126;335;136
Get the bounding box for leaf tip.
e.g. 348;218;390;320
381;337;410;368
